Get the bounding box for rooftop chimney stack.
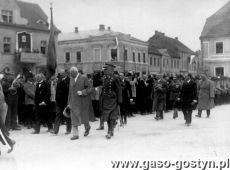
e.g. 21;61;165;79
99;24;105;31
108;26;111;31
175;37;178;40
74;27;78;33
155;30;165;36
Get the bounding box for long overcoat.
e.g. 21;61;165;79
197;79;215;110
68;74;95;126
180;80;197;110
100;75;122;121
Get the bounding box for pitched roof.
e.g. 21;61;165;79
16;0;49;31
58;28;146;45
59;29;120;41
148;32;194;58
200;1;230;39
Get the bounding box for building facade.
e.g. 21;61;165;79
0;0;58;74
57;25;148;75
148;31;195;75
200;1;230;77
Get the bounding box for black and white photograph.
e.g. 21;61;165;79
0;0;230;170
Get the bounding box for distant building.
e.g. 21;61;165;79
200;1;230;77
148;31;195;75
0;0;59;74
57;25;148;75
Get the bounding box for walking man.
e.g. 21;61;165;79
100;63;122;139
68;67;95;140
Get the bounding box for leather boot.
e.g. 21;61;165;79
207;110;210;118
195;110;202;117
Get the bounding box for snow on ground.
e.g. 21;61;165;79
0;105;230;170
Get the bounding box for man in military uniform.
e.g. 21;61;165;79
100;63;122;139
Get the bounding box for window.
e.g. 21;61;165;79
132;52;135;62
1;10;13;23
171;59;173;68
154;57;156;67
76;51;81;63
216;42;223;54
138;53;141;62
174;60;177;69
111;49;117;61
150;57;152;66
157;58;160;67
94;48;101;61
65;52;70;63
163;58;165;67
143;53;146;63
3;37;11;53
215;67;224;76
40;41;47;54
166;59;169;66
124;49;128;61
177;60;179;69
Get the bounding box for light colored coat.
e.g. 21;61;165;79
197;79;215;110
68;74;95;126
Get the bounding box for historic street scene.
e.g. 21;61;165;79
0;0;230;170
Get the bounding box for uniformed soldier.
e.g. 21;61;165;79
99;63;122;139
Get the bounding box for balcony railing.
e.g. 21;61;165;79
15;50;46;63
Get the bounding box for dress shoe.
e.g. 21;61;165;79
84;126;91;137
96;126;104;130
12;126;21;131
70;136;79;140
7;140;16;154
105;133;112;139
65;131;71;135
195;115;201;118
31;131;39;134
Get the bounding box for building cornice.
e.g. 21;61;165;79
0;22;60;34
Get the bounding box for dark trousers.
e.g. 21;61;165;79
25;104;35;127
182;109;192;124
120;103;128;125
53;106;71;134
34;105;53;133
5;95;18;129
156;110;164;119
198;109;210;117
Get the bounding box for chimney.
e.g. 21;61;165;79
74;27;78;33
99;24;105;31
155;30;165;36
107;26;111;31
175;37;178;40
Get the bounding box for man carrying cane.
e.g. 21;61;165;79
0;75;15;155
100;63;122;139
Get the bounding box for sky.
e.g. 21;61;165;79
22;0;229;51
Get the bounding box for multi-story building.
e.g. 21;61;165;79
57;25;148;75
200;1;230;77
0;0;59;74
148;31;195;75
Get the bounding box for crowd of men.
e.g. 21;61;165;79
1;63;230;153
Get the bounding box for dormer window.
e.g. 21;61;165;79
1;10;13;23
36;19;46;25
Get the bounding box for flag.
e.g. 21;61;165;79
46;6;57;80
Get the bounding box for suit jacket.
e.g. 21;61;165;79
23;82;36;105
180;79;197;110
35;80;51;106
55;76;70;108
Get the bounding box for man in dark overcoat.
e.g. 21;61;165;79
120;72;132;126
100;63;122;139
32;73;53;134
68;67;95;140
179;74;197;126
52;69;71;135
152;75;167;120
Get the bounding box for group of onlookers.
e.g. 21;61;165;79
1;66;230;142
